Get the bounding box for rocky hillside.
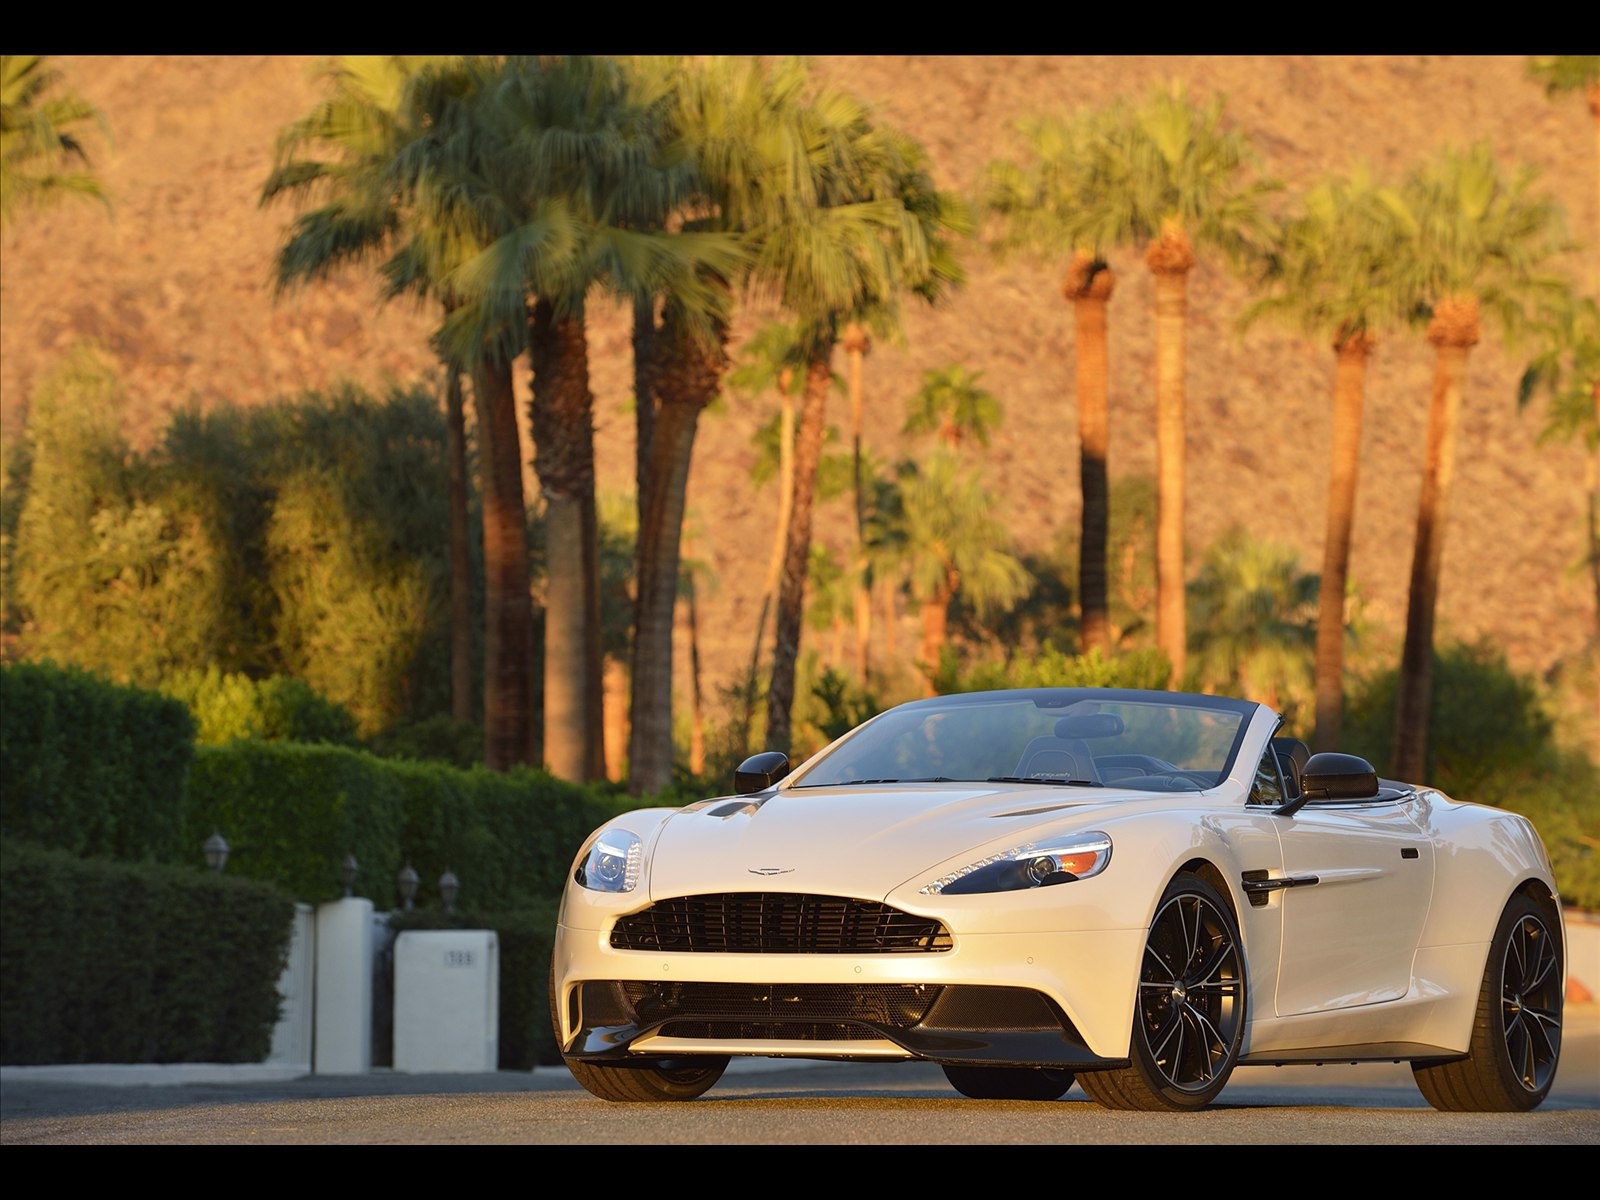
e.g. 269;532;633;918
2;55;1595;740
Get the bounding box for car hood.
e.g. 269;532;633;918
644;781;1149;901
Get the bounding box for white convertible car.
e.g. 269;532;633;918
550;687;1566;1110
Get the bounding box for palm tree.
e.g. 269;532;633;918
419;55;741;783
1238;168;1418;752
728;318;807;748
1114;84;1281;687
0;55;109;229
1390;144;1571;783
1520;294;1600;761
1186;526;1318;715
901;364;1002;449
1527;56;1600;286
980;110;1124;657
884;448;1032;695
260;56;511;756
621;55;806;794
761;95;969;755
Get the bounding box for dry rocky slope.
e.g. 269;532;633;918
1;55;1596;745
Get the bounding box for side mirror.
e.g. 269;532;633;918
735;751;789;795
1275;751;1378;816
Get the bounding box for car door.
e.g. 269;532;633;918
1270;788;1436;1017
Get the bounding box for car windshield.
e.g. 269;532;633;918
790;688;1256;793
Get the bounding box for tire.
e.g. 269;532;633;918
1412;893;1563;1112
550;962;728;1102
563;1054;730;1103
1077;872;1247;1111
942;1064;1075;1100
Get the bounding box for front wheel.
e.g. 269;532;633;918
551;962;729;1102
1077;872;1246;1111
563;1054;730;1103
942;1064;1074;1100
1412;893;1563;1112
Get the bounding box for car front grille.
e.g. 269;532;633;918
609;892;953;953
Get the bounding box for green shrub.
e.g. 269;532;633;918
0;659;194;862
1344;640;1600;910
943;645;1172;693
159;665;360;747
0;840;294;1065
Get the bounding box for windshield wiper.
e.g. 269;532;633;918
986;776;1103;787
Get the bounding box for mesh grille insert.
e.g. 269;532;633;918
620;980;942;1037
609;893;953;953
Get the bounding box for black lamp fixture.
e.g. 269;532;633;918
203;831;229;872
339;853;359;898
439;869;459;913
397;863;419;911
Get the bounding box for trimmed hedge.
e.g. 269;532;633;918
185;741;631;909
0;659;195;862
0;840;295;1065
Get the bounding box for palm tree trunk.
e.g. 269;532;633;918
1393;319;1476;783
631;309;727;795
741;382;794;748
603;657;628;782
767;347;832;755
918;582;953;697
471;354;536;771
1151;264;1191;685
1067;254;1115;657
529;297;601;782
1312;333;1372;753
445;369;474;725
687;571;706;777
844;322;872;681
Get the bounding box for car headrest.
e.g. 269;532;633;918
1055;713;1125;739
1272;736;1310;788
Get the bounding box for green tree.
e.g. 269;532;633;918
979;108;1127;657
260;56;496;749
883;448;1032;695
419;56;742;785
0;55;108;229
1527;56;1600;284
622;56;806;793
1521;294;1600;615
902;364;1002;449
1185;526;1318;719
10;347;229;684
1390;144;1572;784
1239;168;1418;751
762;92;969;754
1107;85;1280;684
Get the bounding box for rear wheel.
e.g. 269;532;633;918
1412;893;1563;1112
942;1064;1074;1100
1077;873;1246;1112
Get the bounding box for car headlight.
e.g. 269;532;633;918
921;831;1112;895
574;828;643;893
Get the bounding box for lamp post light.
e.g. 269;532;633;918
397;863;419;911
203;831;229;872
439;869;459;913
339;853;359;898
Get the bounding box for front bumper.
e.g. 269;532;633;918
552;919;1146;1065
